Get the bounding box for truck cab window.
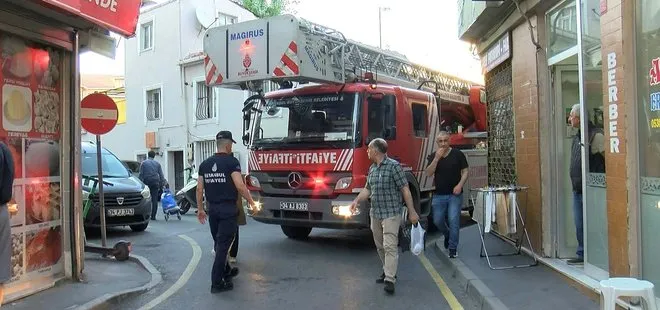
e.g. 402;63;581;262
367;94;396;141
411;103;428;137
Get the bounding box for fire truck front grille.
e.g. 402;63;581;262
272;210;323;221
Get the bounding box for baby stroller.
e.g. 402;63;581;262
161;187;182;221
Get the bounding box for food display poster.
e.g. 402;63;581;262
0;32;64;287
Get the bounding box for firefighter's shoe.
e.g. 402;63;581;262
384;281;395;294
228;267;239;278
211;280;233;293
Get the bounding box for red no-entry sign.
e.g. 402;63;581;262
81;93;118;135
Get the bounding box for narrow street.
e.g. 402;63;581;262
86;211;480;310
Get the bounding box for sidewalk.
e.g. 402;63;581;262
433;224;599;310
4;254;161;310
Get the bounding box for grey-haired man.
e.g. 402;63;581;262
351;138;419;295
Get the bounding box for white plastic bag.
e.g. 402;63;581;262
410;222;426;256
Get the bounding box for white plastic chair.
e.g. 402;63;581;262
599;277;658;310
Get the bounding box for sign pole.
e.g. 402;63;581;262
81;92;119;250
96;134;107;248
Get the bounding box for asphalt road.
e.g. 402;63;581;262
86;208;480;310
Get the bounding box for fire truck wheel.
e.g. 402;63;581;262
281;225;312;239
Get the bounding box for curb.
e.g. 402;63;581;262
77;254;163;310
432;240;509;310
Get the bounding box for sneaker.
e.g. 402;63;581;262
567;258;584;265
383;280;395;294
376;273;397;283
449;249;458;258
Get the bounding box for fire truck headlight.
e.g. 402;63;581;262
334;177;352;190
248;200;262;212
332;204;360;217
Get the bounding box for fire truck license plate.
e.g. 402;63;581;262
279;202;309;211
107;208;135;217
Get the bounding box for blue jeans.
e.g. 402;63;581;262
573;192;584;258
432;194;463;251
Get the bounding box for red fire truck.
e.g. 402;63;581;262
203;15;488;239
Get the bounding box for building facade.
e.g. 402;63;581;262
459;0;660;301
0;0;141;304
86;0;256;191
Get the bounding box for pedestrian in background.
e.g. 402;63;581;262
196;131;256;293
0;141;16;308
567;103;605;265
139;151;167;220
351;138;419;295
425;131;468;258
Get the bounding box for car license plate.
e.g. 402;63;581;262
279;202;308;211
107;208;135;217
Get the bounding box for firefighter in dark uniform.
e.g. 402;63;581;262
196;130;256;293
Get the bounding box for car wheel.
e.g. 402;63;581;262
130;223;149;232
281;225;312;239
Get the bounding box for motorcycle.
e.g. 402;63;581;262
174;168;208;214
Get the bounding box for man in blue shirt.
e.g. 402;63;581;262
196;130;256;293
138;151;166;220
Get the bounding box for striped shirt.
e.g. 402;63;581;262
366;156;407;219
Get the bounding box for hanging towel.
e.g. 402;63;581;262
472;191;485;227
508;191;517;234
484;191;495;233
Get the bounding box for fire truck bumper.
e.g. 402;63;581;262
247;192;370;229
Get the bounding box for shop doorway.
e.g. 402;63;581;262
551;60;581;261
168;151;185;191
551;57;609;280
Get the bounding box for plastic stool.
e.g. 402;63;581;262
599;277;657;310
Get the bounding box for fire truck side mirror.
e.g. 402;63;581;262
383;126;396;139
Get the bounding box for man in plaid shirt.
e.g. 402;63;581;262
351;138;419;295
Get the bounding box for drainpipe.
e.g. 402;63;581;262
178;0;191;154
71;30;84;281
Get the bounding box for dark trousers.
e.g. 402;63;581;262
148;185;159;219
208;205;238;286
229;227;239;258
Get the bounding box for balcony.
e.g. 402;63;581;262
458;0;509;42
458;0;561;44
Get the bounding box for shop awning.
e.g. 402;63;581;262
38;0;142;37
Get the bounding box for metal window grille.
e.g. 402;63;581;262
196;140;216;166
485;60;517;186
146;88;161;121
196;81;215;120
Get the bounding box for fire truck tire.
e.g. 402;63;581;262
281;225;312;239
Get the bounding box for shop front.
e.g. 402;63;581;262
0;0;141;303
636;0;660;296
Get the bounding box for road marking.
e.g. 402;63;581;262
138;234;202;310
418;253;464;310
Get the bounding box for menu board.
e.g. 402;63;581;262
0;32;63;288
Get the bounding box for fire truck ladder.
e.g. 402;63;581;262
295;17;475;96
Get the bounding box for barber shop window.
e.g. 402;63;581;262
411;103;428;137
367;94;397;141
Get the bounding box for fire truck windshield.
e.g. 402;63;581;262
252;92;358;150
